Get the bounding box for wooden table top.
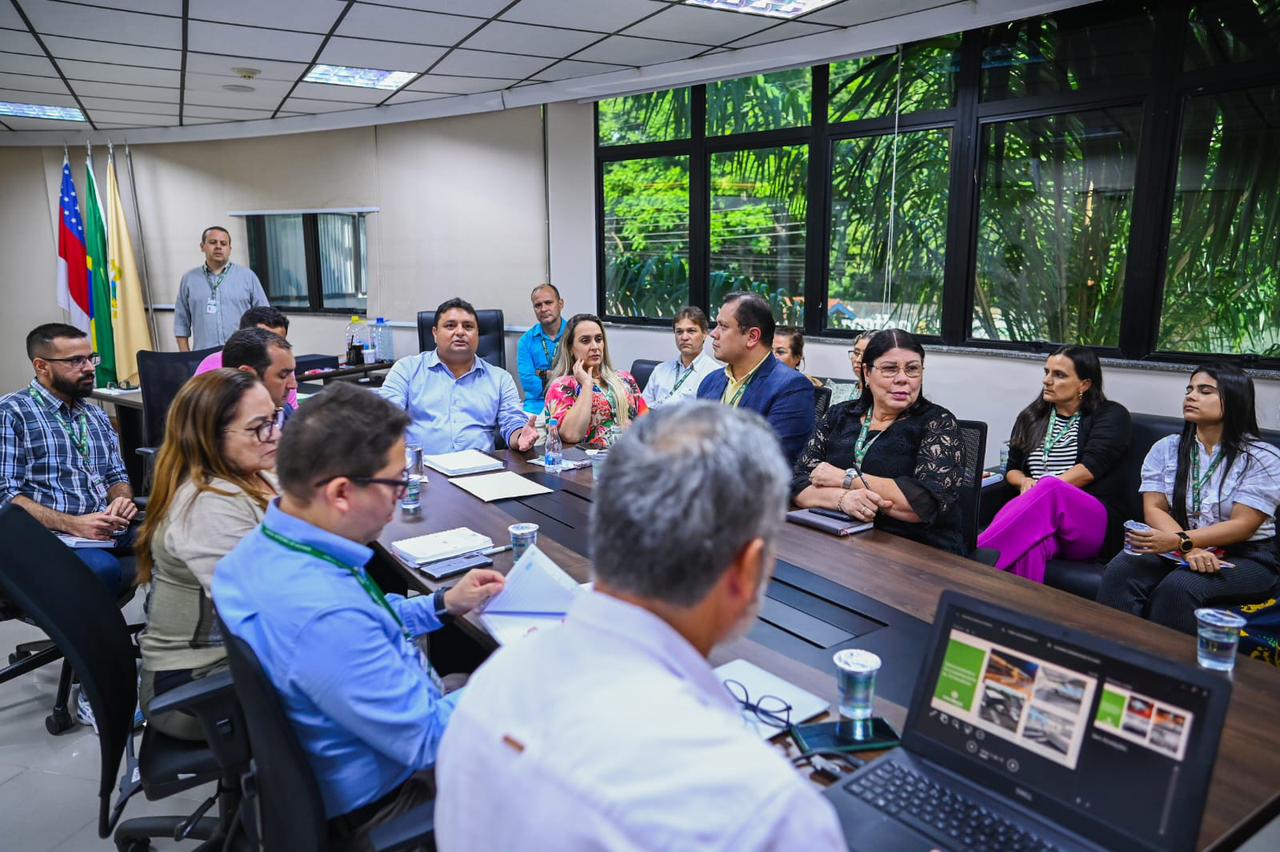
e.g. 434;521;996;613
374;451;1280;851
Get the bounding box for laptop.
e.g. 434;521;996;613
825;591;1232;852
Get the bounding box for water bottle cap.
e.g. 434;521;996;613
376;316;385;322
547;418;558;426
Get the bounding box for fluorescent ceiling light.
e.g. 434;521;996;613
684;0;842;18
303;64;417;90
0;101;85;121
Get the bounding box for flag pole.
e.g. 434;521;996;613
123;144;160;347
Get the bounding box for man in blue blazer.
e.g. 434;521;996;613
696;292;815;467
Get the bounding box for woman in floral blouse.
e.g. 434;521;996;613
544;314;648;449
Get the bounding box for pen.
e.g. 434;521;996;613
480;545;513;556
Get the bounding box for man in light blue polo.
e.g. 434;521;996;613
515;283;567;415
174;226;269;351
379;297;539;454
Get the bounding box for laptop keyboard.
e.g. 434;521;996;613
847;761;1058;852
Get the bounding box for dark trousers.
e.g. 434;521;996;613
1097;538;1279;634
328;771;435;852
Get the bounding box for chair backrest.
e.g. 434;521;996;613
629;359;660;392
416;309;506;368
0;505;137;837
814;384;833;424
136;347;219;448
221;620;329;852
955;419;988;554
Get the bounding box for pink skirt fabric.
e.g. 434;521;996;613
977;475;1107;584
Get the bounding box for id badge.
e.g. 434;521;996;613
205;297;218;315
89;473;108;502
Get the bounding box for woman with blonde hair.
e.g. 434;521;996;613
136;369;281;739
544;313;648;449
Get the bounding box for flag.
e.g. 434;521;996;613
84;151;117;386
55;156;91;333
106;146;153;384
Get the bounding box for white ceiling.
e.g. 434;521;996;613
0;0;1094;143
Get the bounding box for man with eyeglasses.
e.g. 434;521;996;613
214;382;505;850
0;323;138;592
222;327;299;425
435;402;842;850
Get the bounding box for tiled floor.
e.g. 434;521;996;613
2;604;1278;851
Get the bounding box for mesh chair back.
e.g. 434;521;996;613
955;420;988;554
136;347;219;448
221;622;328;852
0;505;137;836
629;359;660;392
417;309;506;368
814;385;833;424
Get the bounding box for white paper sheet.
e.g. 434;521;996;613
452;471;552;502
422;450;504;477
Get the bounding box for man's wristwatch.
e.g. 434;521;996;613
1176;531;1194;554
843;468;856;490
432;586;455;624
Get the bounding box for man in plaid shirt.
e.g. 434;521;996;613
0;323;138;593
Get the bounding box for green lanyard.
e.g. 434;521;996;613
29;386;90;461
539;333;559;367
853;408;885;467
260;524;411;641
204;263;230;297
1042;411;1080;461
670;361;698;395
726;369;757;408
1189;446;1226;519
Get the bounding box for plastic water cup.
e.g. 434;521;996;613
509;523;539;562
834;649;881;738
590;451;607;478
999;445;1010;472
1123;520;1152;554
400;444;423;516
1194;608;1246;672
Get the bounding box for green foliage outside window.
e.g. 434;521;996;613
1184;0;1280;68
597;88;691;146
706;68;811;136
829;37;960;124
602;156;689;319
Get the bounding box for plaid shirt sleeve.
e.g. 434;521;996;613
0;402;28;505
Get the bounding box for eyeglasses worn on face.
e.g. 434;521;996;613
312;469;412;500
228;409;284;443
870;364;923;379
42;353;101;368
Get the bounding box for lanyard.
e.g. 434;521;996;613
204;263;230;297
726;368;757;408
1190;446;1226;518
29;386;90;461
539;332;560;367
853;408;885;466
260;524;411;641
670;361;697;395
1042;411;1080;461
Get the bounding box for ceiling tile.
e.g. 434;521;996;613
43;35;183;69
183;105;280;120
188;20;324;61
530;58;630;82
722;19;835;49
1;116;91;130
184;72;294;97
188;0;342;32
19;1;181;48
0;52;58;76
291;81;392;104
431;48;549;78
281;97;369;114
574;35;705;66
338;5;478;46
382;89;452;106
92;109;179;125
319;36;446;72
184;91;292;110
501;0;668;33
0;5;22;28
406;74;516;95
71;81;177;100
357;1;508;16
462;21;602;57
184;54;307;83
58;60;179;87
0;71;66;94
625;5;775;45
800;0;954;27
81;96;178;113
0;28;43;54
0;87;77;107
74;1;182;14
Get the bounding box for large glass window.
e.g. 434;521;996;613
706;68;811;137
254;214;308;310
828;128;951;334
1158;84;1280;356
597;88;691;146
1185;0;1280;68
602;156;690;320
317;214;367;312
972;106;1144;346
829;36;961;124
246;212;369;313
709;145;808;325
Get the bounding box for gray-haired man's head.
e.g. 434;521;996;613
589;401;790;609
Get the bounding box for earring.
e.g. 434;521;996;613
1078;391;1084;399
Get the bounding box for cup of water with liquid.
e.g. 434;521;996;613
1123;520;1152;554
834;649;881;739
400;444;423;516
509;523;539;562
1194;608;1246;672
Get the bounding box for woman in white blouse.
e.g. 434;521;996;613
1097;363;1280;633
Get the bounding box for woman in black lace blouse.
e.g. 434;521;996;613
791;329;965;554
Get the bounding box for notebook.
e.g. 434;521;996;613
714;658;829;740
452;471;553;502
786;508;873;537
477;546;586;645
390;527;492;565
422;450;504;477
56;534;115;549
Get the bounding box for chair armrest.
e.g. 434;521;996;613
978;480;1016;528
149;669;252;773
148;669;234;716
367;800;434;852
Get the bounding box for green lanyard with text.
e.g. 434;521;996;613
1189;446;1226;519
29;386;90;461
1042;411;1080;461
853;408;885;467
260;524;411;641
204;263;230;298
726;369;757;408
670;362;696;396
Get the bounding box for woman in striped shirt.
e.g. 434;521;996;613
978;347;1132;582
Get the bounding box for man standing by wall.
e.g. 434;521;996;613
174;226;268;351
516;284;567;415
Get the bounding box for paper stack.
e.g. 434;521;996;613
422;450;504;477
478;546;586;645
391;527;492;565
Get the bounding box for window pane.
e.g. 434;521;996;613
318;213;367;313
972;107;1143;346
1185;0;1280;69
709;145;807;325
597;89;691;146
981;5;1155;101
1158;85;1280;357
706;68;811;137
256;214;308;310
829;36;961;124
827;129;951;334
603;156;690;319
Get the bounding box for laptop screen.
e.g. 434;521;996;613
906;594;1229;851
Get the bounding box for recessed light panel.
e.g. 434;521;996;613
0;101;85;121
303;64;417;90
685;0;841;18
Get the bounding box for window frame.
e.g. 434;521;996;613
244;211;370;316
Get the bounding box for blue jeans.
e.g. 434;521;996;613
74;527;138;596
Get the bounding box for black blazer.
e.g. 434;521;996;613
1006;399;1132;550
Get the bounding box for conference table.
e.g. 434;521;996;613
367;450;1280;852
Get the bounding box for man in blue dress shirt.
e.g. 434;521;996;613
214;382;505;848
379;297;538;455
516;283;567;415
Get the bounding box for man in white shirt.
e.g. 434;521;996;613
436;402;843;851
642;306;720;408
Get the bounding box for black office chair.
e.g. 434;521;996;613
814;385;833;424
628;359;660;392
956;419;999;566
222;621;435;852
416;309;505;369
0;504;247;851
136;347;219;491
0;598;75;734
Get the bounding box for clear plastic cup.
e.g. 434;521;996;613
509;523;539;562
1194;608;1246;672
834;649;881;739
1123;520;1152;554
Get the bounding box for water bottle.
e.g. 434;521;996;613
544;419;563;474
401;443;423;515
372;317;392;363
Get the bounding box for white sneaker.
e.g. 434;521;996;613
74;687;99;734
